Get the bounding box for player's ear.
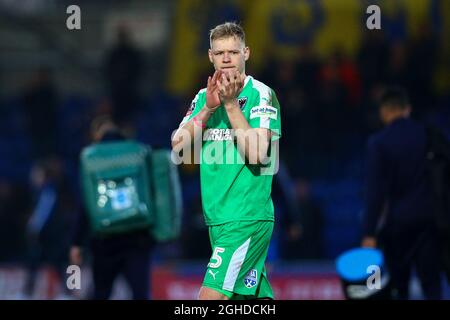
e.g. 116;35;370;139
244;47;250;62
208;49;214;64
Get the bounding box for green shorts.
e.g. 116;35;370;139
202;220;274;300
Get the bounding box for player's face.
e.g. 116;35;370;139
209;36;250;76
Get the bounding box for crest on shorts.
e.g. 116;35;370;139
238;97;248;110
243;268;258;288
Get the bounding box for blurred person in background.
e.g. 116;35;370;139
357;30;389;98
22;157;75;299
104;25;143;129
172;22;281;300
70;116;154;300
22;67;59;159
361;87;443;300
281;179;324;260
0;180;30;262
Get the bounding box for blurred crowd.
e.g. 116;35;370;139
0;11;449;286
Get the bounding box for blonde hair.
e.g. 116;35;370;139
209;22;245;47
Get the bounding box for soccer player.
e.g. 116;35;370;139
172;22;281;300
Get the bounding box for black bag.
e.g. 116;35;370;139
425;126;450;281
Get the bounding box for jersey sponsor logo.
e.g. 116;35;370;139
203;129;233;141
250;106;277;120
243;268;258;288
238;97;248;110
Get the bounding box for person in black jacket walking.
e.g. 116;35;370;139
70;116;154;300
361;87;443;300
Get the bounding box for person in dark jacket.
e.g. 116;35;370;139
361;87;442;300
104;26;143;128
23;156;76;299
70;116;153;300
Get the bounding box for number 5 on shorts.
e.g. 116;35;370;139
208;247;225;268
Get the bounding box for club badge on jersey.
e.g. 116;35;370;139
238;97;248;110
244;268;258;288
186;101;195;117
